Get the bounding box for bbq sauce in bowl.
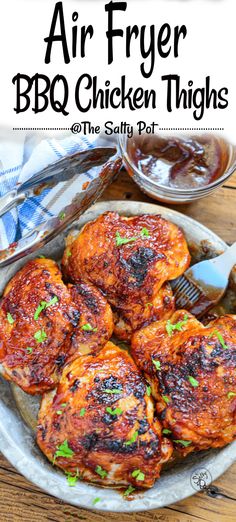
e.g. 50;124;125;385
127;134;230;189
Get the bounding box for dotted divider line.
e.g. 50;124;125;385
12;128;71;131
12;127;225;131
159;128;224;131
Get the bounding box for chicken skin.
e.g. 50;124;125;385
0;258;80;394
37;342;173;488
131;311;236;455
113;282;175;341
65;282;113;358
62;212;190;337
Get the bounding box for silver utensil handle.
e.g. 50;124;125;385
0;153;122;268
0;146;117;219
0;190;26;217
210;241;236;276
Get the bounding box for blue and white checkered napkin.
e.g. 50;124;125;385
0;133;97;250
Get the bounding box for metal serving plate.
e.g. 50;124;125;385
0;201;235;513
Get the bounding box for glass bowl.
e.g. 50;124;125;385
119;134;236;204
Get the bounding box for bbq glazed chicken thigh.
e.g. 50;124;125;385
62;212;190;339
113;283;175;342
65;281;113;359
0;258;79;394
131;311;236;455
37;342;173;488
113;282;175;342
0;260;114;394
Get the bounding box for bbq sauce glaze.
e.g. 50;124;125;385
127;135;230;189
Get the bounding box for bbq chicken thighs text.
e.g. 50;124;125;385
62;212;190;339
37;342;173;488
131;311;236;454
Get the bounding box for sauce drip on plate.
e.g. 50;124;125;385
128;135;230;189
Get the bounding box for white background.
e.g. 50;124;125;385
0;0;236;143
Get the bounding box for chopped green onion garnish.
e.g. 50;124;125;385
34;329;47;343
162;395;170;404
115;231;137;246
104;389;122;394
92;497;101;505
34;296;58;321
152;358;161;371
124;431;138;446
7;312;14;325
106;407;123;416
81;323;97;332
59;211;66;220
227;392;236;399
166;314;189;336
66;249;72;257
146;385;151;397
173;439;192;447
162;428;172;435
26;347;33;354
56;410;62;415
123;485;135;497
188;376;199;388
53;440;74;464
79;408;86;417
65;468;79;487
209;330;228;350
131;469;145;481
95;465;107;479
141;227;150;238
34;305;44;321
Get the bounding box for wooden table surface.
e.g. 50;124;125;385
0;169;236;522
